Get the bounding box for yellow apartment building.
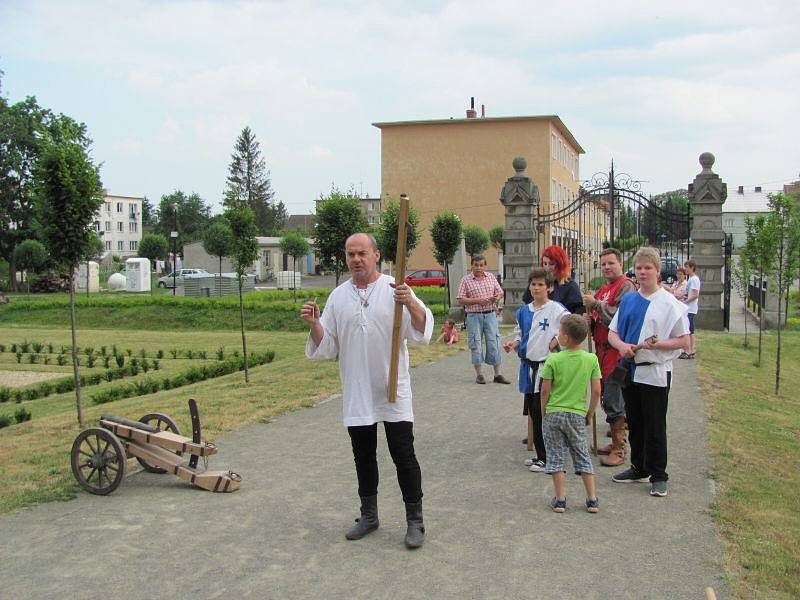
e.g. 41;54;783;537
373;113;591;274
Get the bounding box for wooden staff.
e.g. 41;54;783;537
388;194;410;403
584;257;598;456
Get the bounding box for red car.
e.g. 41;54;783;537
404;269;446;287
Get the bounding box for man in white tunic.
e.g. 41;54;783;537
301;233;433;549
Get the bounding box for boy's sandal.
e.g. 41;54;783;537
678;352;691;359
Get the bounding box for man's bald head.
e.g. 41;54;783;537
345;232;379;251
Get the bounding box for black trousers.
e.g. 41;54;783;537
524;392;546;462
347;421;423;503
623;375;670;482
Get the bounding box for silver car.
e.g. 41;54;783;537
157;268;211;288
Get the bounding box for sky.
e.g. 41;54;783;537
1;0;798;216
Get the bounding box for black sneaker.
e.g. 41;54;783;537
585;498;599;513
612;467;651;483
528;459;546;472
550;497;566;513
649;481;668;497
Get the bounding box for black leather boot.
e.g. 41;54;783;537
345;495;379;540
404;501;425;549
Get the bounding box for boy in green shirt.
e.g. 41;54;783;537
539;314;601;513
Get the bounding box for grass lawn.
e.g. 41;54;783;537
697;330;800;599
0;325;466;514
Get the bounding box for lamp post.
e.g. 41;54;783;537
170;230;178;296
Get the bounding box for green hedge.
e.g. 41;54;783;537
92;351;275;405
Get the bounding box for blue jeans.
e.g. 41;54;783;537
466;311;501;366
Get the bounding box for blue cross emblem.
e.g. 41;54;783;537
538;318;549;331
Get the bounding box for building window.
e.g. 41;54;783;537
129;240;138;251
116;202;123;213
551;134;557;160
105;221;111;232
262;250;270;266
105;202;112;212
551;179;557;205
117;222;124;232
129;222;138;233
724;218;734;227
94;221;101;232
105;241;111;250
117;241;124;251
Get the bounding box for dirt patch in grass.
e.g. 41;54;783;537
0;370;66;388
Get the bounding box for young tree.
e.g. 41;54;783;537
729;250;752;348
743;214;777;367
314;188;367;285
463;225;490;259
430;211;463;308
279;230;310;302
225;204;259;383
139;233;169;272
0;85;91;291
377;199;420;266
489;225;504;253
13;238;48;292
35;140;103;426
223;126;286;235
765;192;800;395
202;222;234;298
141;196;156;232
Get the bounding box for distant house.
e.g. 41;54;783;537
722;186;777;251
183;236;318;281
285;214;315;234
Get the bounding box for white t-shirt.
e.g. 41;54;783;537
305;274;434;427
609;288;690;387
685;274;701;314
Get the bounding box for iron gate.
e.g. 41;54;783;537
534;162;692;290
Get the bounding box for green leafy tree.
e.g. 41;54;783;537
744;214;778;367
35;140;103;426
430;212;463;308
313;188;368;285
141;196;156;232
0;78;91;291
202;222;234;297
489;225;504;252
13;238;48;291
156;190;211;245
139;233;169;272
223;126;287;235
279;230;310;302
225;204;259;383
765;192;800;395
463;225;490;259
376;199;420;267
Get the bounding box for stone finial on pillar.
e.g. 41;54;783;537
688;152;727;330
499;157;539;324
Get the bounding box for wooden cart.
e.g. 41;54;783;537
70;399;241;495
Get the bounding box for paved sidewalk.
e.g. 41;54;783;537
0;352;725;599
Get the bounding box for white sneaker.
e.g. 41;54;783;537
523;457;536;467
528;459;546;472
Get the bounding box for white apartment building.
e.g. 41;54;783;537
94;194;143;259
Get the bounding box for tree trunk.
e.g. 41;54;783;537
238;277;249;383
218;256;222;298
69;271;84;427
757;269;763;367
444;262;449;310
292;256;297;303
775;241;784;395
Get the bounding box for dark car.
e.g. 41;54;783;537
626;256;680;284
404;269;446;287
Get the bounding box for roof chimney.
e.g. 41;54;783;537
481;104;485;118
737;185;744;194
466;97;477;119
755;186;762;193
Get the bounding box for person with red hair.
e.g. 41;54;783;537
522;245;584;315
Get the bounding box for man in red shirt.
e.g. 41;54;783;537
457;255;510;385
583;248;636;467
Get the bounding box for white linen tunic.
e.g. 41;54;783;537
305;274;434;427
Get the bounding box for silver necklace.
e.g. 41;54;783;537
351;282;377;307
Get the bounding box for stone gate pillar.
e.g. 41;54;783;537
688;152;726;330
499;157;539;324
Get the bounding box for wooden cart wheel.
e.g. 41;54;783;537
136;413;182;473
71;428;127;495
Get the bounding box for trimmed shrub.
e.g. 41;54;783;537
216;347;225;361
170;349;178;359
186;349;195;359
0;415;11;429
47;343;54;354
44;355;51;365
141;359;150;373
0;387;10;402
86;354;96;368
57;354;66;366
32;342;43;353
14;407;31;424
157;349;164;359
115;355;124;368
153;360;160;371
20;339;30;353
15;352;22;363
